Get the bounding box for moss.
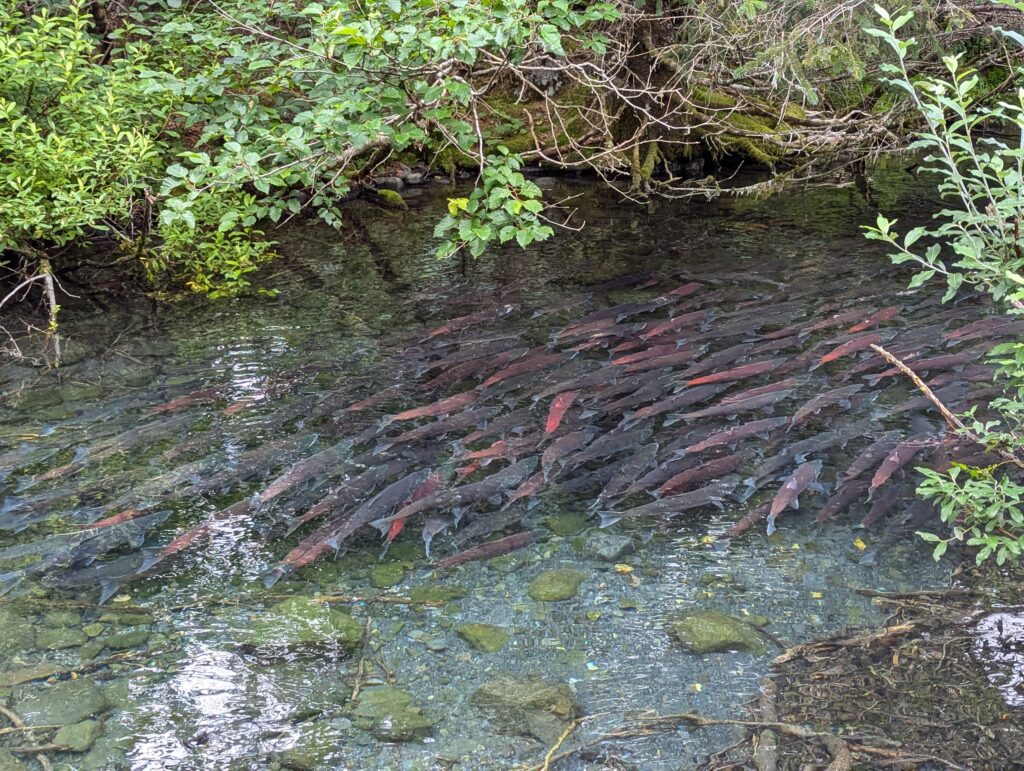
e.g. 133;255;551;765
354;687;434;741
408;584;467;604
690;85;739;110
456;623;509;653
528;569;586;602
369;563;405;588
668;611;767;655
370;188;408;210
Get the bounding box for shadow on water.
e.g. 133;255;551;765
0;167;999;770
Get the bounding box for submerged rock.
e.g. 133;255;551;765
0;749;26;771
408;584;466;604
353;687;433;741
53;719;102;752
456;623;509;653
274;720;341;769
35;627;87;650
0;608;35;659
14;678;108;726
104;629;150;650
668;611;767;655
42;609;82;627
586;531;635;562
369;563;405;589
245;597;363;650
543;512;588;536
471;675;578;743
528;569;586;602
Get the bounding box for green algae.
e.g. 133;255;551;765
528;569;586;602
456;623;509;653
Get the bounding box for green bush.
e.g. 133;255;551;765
864;3;1024;565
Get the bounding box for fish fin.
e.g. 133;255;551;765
597;512;622;528
452;507;465;526
809;482;829;495
579;408;598;420
794;452;809;464
526;498;541;511
378;542;391;560
264;566;289;588
839;398;853;409
789;494;800;511
663;415;681;427
0;571;22;597
283;516;309;537
133;548;163;574
373;442;394;455
736;480;757;503
765;513;778;535
97;579;123;605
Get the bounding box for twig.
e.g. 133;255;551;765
0;705;53;771
753;678;778;771
349;616;374;704
0;724;62;737
870;343;1024;471
855;588;979;600
540;716;586;771
773;623;917;665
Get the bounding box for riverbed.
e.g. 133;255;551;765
0;170;967;770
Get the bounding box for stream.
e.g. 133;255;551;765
0;169;977;770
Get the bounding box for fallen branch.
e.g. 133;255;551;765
870;343;1024;471
0;705;53;771
773;623;917;665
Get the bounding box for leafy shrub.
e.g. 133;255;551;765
864;3;1024;564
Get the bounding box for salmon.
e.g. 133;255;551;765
389;391;478;422
688;360;782;387
545;391;578;434
847;306;899;333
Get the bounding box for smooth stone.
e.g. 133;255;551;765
104;630;149;650
36;627;87;650
79;642;104;660
668;611;767;655
374;175;404;191
528;569;586;602
275;721;338;769
353;687;433;741
42;610;82;627
542;513;588;536
369;563;405;589
456;623;509;653
53;719;102;752
245;597;363;649
112;612;154;626
0;608;35;659
408;585;466;604
0;749;26;771
586;531;635;562
404;172;424;185
14;678;108;726
471;675;578;743
83;623;105;638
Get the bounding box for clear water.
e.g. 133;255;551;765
0;170;958;770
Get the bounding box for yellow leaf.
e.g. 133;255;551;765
700;535;716;545
810;591;823;599
853;537;867;551
613;563;633;574
691;682;703;692
447;197;469;215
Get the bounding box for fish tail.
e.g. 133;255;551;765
97;579;123;605
597;511;622;528
264;566;288;589
765;513;778;536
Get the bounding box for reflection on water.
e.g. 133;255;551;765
0;171;974;770
974;610;1024;708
